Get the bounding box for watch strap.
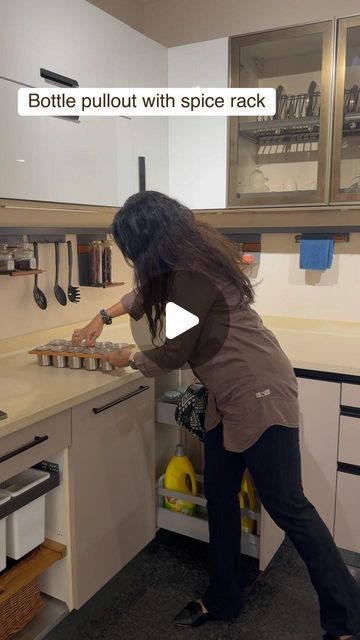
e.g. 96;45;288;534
100;309;112;325
128;351;138;370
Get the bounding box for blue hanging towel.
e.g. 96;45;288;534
299;238;334;270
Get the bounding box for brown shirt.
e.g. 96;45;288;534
121;270;299;453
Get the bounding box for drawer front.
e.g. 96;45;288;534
334;470;360;554
338;415;360;466
341;383;360;408
0;411;71;482
70;378;155;608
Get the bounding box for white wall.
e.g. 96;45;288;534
168;38;228;209
252;233;360;322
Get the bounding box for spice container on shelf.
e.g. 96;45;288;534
102;240;112;284
35;345;52;367
51;345;67;368
90;241;104;286
67;346;83;370
0;244;15;273
13;243;37;270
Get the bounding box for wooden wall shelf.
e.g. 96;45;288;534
0;270;45;277
81;281;125;289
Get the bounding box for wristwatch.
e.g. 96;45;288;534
99;309;112;325
128;351;138;370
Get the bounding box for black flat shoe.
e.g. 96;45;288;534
174;601;209;627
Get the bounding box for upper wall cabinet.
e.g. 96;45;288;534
0;77;119;206
331;16;360;204
0;0;119;88
228;18;360;209
0;0;168;207
228;22;334;208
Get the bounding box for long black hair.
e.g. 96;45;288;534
112;191;254;340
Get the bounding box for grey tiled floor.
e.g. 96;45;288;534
45;530;358;640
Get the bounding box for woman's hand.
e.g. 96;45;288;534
107;346;134;368
72;315;103;348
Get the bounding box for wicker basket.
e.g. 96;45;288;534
0;578;44;640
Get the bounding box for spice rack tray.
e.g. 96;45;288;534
156;474;261;559
29;344;135;361
29;348;107;361
0;466;59;522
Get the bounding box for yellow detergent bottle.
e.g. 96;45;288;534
239;470;257;533
164;444;197;516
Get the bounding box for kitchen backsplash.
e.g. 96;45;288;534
1;231;360;342
252;233;360;323
0;234;134;341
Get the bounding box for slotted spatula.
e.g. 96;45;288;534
67;240;80;303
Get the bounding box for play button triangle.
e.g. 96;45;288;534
165;302;199;340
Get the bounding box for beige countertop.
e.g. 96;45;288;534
1;315;360;439
0;320;143;438
264;316;360;379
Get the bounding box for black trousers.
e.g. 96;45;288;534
202;423;360;637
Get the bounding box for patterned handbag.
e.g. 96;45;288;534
175;382;209;442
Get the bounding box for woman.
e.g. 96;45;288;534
73;191;360;640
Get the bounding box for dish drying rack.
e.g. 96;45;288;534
240;87;360;145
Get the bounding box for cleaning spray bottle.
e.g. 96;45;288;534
164;444;197;516
239;470;257;533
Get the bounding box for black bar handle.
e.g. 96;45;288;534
67;240;73;287
93;385;150;414
0;436;49;464
138;156;146;191
340;406;360;419
338;462;360;476
40;67;79;87
33;240;39;285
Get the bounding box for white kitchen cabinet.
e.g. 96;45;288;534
0;77;119;206
297;377;340;532
334;471;360;554
69;379;156;609
0;411;71;483
168;39;228;209
0;418;73;613
341;383;360;408
0;0;119;88
0;0;169;206
47;114;119;206
0;77;54;202
132;116;169;195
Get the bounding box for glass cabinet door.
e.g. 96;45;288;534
228;23;334;207
331;16;360;204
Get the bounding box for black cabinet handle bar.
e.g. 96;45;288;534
0;435;49;464
340;405;360;419
338;462;360;476
93;385;150;414
40;68;79;87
